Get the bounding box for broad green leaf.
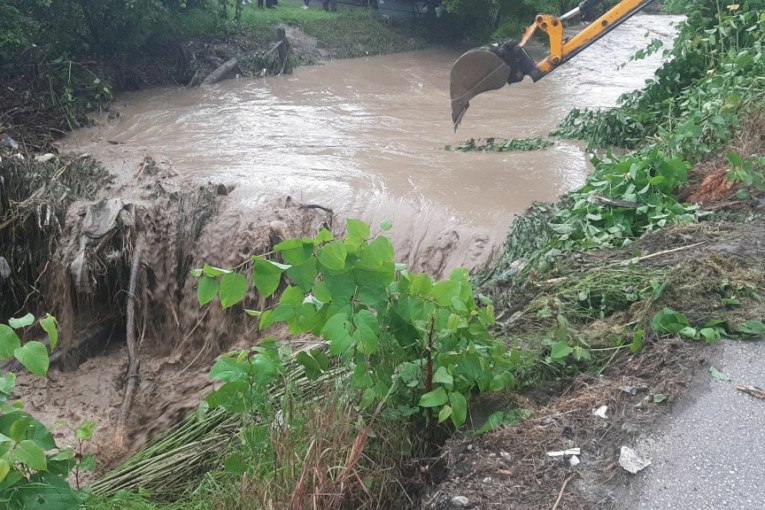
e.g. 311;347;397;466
202;264;229;277
0;325;21;360
0;459;9;483
475;411;505;435
79;453;97;472
273;238;304;252
651;308;690;334
449;391;467;428
315;228;334;243
0;414;55;450
430;280;459;307
250;355;279;386
438;405;452;423
209;358;251;383
189;268;203;277
446;313;460;332
352;310;379;354
11;440;46;471
329;333;353;356
205;381;250;413
699;327;721;343
252;257;284;298
449;268;469;282
678;326;698;339
9;416;31;442
277;240;315;266
550;341;573;360
0;373;15;395
13;342;49;376
197;277;219;306
322;314;353;356
279;285;305;306
347;219;370;241
310;349;329;370
410;273;434;296
352;361;374;388
39;315;58;351
296;351;322;380
312;281;332;304
219;273;248;308
380;220;393;231
432;366;453;386
418;387;448;408
8;313;34;329
736;320;765;336
225;452;247;474
356;237;395;273
317;242;347;271
75;420;99;441
286;259;318;291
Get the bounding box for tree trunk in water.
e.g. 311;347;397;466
201;58;240;86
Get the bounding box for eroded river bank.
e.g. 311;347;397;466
14;13;684;489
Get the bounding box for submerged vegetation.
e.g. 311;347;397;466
446;136;554;152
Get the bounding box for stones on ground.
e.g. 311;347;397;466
0;256;10;279
450;495;470;507
34;153;56;163
619;446;651;474
619;385;648;395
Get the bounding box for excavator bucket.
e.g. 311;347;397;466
450;49;510;130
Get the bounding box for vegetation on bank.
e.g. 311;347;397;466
2;0;765;508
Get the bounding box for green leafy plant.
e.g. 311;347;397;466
197;220;523;430
650;308;765;342
549;149;705;251
0;314;95;509
555;4;764;159
726;151;765;196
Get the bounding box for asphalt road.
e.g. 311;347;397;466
616;339;765;510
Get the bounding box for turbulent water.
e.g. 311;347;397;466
63;14;681;277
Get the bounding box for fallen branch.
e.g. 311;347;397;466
551;473;576;510
735;385;765;400
608;241;706;267
116;236;143;449
200;57;240;87
593;194;641;208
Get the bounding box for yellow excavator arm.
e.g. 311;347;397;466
450;0;655;129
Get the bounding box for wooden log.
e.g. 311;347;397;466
200;58;240;86
116;238;142;449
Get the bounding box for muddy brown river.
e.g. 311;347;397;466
63;14;681;277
